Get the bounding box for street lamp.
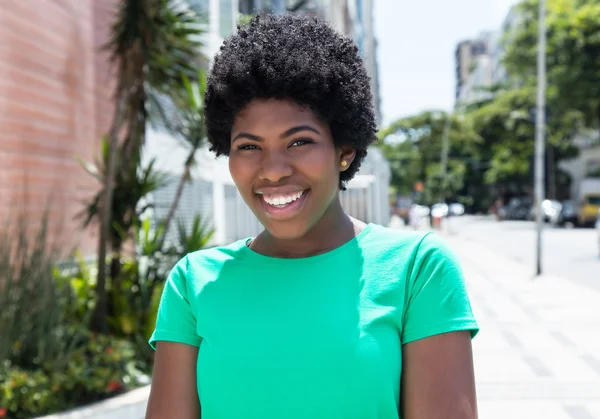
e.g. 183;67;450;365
534;0;547;276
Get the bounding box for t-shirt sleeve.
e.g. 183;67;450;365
401;233;479;344
149;256;202;349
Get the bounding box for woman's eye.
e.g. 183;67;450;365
238;144;259;151
290;138;314;147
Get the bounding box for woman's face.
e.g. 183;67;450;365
229;99;355;240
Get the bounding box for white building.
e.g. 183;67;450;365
454;32;494;107
457;54;494;106
490;5;523;87
559;131;600;201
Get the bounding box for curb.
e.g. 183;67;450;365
36;386;150;419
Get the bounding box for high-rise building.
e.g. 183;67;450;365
489;5;523;87
455;5;523;107
454;33;493;106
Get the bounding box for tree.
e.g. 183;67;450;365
93;0;205;332
159;70;208;247
378;111;482;206
469;86;580;200
503;0;600;127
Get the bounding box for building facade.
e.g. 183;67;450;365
455;5;524;107
454;32;495;107
455;36;490;104
0;0;118;256
490;5;522;87
559;132;600;202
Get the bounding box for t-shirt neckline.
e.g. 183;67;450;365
239;223;375;264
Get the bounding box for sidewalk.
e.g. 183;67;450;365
445;234;600;419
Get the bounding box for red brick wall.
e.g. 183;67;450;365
0;0;118;257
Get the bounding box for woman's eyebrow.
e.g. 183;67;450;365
232;125;320;144
280;125;320;139
232;132;263;144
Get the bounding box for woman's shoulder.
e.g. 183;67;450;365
362;225;455;264
364;224;434;250
166;239;250;290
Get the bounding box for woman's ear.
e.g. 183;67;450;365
339;146;356;171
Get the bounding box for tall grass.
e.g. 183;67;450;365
0;211;86;370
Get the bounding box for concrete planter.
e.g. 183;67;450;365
36;385;150;419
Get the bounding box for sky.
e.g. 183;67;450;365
374;0;520;126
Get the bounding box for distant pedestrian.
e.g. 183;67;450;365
408;204;421;229
146;14;479;419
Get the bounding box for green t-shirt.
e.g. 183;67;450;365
149;224;479;419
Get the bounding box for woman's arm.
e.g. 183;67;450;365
146;341;200;419
401;331;478;419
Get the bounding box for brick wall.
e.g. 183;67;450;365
0;0;118;257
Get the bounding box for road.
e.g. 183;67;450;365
446;216;600;292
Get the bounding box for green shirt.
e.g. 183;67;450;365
150;224;478;419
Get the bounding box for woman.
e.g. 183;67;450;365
146;14;479;419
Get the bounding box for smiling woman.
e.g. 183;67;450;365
228;99;353;241
146;13;479;419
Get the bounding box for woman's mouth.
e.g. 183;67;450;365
257;190;309;220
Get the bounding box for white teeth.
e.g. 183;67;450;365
263;191;304;207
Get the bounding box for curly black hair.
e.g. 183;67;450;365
204;13;378;189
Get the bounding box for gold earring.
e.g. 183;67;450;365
341;161;347;168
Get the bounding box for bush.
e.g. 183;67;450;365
0;212;147;418
0;333;144;419
107;215;214;372
0;211;87;370
0;204;213;416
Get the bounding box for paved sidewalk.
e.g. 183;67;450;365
445;234;600;419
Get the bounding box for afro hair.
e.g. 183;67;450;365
204;13;378;189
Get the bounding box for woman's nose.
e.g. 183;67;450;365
258;151;293;182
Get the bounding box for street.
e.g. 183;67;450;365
441;227;600;419
447;217;600;292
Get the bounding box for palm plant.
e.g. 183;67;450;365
80;137;169;286
94;0;205;332
159;70;208;247
172;214;215;257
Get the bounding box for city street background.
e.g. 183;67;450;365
449;217;599;292
394;215;600;419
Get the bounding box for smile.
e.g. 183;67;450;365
257;190;309;220
262;190;304;208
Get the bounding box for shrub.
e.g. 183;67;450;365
0;211;87;371
0;333;144;419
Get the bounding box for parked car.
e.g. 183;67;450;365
503;196;533;220
596;209;600;257
529;199;562;224
579;193;600;227
557;200;579;227
577;179;600;226
431;203;449;218
449;202;466;216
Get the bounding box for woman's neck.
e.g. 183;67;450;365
251;199;365;259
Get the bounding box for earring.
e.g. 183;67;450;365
341;161;347;168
